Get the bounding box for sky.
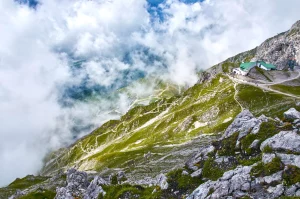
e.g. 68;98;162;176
0;0;300;186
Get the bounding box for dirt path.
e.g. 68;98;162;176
227;72;300;99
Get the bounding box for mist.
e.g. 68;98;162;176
0;0;300;186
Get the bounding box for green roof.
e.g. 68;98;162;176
240;61;277;71
258;61;276;70
240;62;256;71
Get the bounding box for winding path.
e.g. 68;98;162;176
227;69;300;99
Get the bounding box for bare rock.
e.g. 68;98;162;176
260;131;300;153
156;174;168;190
284;108;300;120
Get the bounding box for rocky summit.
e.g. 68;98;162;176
1;21;300;199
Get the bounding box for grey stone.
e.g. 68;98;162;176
284;108;300;120
156;174;168;190
285;185;298;196
186;145;215;171
267;184;284;198
263;171;283;184
260;131;300;153
276;153;300;168
262;153;276;164
187;166;252;199
222;110;262;140
182;170;189;176
191;169;203;178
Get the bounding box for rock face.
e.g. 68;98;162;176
187;166;252;199
253;20;300;70
186;145;215;171
284;108;300;120
55;169;108;199
156;174;168;190
260;130;300;153
222;109;266;140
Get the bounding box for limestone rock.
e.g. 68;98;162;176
263;171;283;185
186;145;215;171
156;174;168;190
262;153;276;164
284;108;300;120
191;169;202;178
222;110;265;140
55;169;89;199
276;153;300;168
187;166;252;199
260;131;300;153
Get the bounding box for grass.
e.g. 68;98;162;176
202;158;226;181
283;165;300;186
8;175;49;190
99;184;162;199
167;169;203;193
216;132;239;156
237;84;295;118
251;157;283;177
18;189;56;199
271;85;300;97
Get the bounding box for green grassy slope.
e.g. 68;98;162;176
41;73;298;181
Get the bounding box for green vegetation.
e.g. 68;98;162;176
18;189;56;199
283;165;300;186
271;85;300;97
238;156;261;166
216;132;239;156
251;157;283;177
222;62;239;73
237;84;295;117
99;184;161;199
241;122;278;153
8;175;49;190
167;169;203;193
202;158;226;181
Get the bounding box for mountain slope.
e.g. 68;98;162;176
2;21;300;199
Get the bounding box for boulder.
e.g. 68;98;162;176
263;171;283;185
262;153;276;164
249;139;260;149
191;169;202;178
284;108;300;120
84;176;106;199
222;110;265;140
55;169;89;199
187;166;252;199
276;153;300;168
260;131;300;153
156;174;168;190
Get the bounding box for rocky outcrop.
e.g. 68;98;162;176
284;108;300;120
55;169;108;199
253;20;300;70
156;174;168;190
260;130;300;153
186;145;215;171
187;166;252;199
222;109;267;140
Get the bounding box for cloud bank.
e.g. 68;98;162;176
0;0;300;186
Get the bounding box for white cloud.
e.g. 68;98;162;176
0;0;300;186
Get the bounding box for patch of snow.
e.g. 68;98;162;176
194;121;208;128
223;117;233;123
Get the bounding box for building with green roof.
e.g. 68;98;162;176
234;61;277;76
